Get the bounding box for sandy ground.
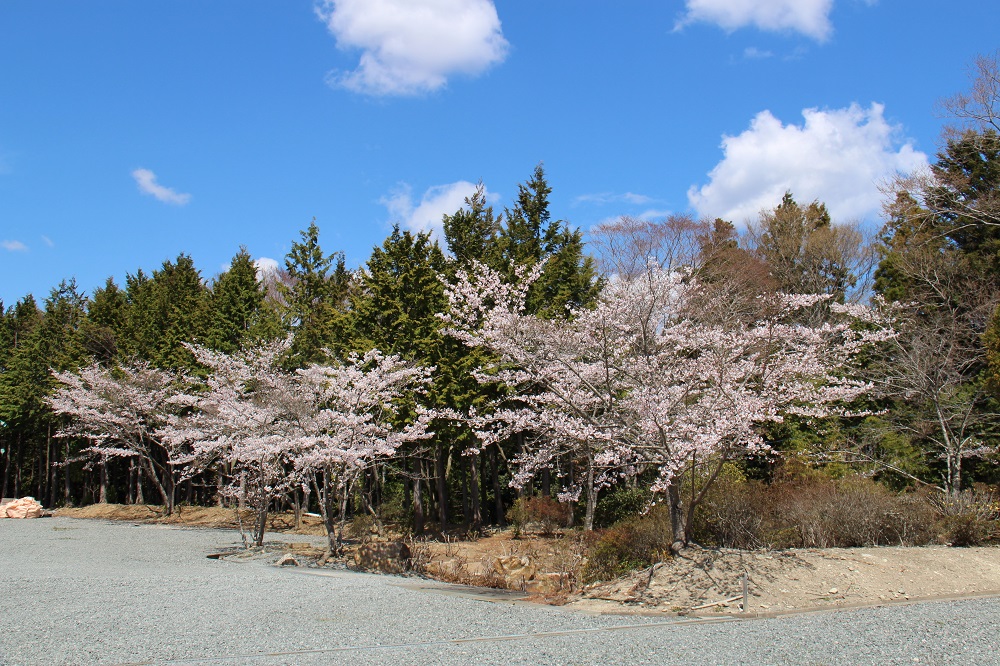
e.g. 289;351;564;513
49;503;1000;617
567;545;1000;617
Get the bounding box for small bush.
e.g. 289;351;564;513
506;496;570;536
593;486;652;528
775;476;935;548
376;482;410;526
929;487;1000;546
689;475;771;549
346;514;377;542
582;505;673;583
691;474;938;549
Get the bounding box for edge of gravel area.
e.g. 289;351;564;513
43;513;1000;622
565;588;1000;620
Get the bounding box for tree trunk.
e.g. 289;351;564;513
63;442;72;506
936;401;962;495
435;442;448;528
14;432;25;498
412;474;425;536
667;482;686;553
135;461;144;505
46;424;55;507
515;433;526;500
313;472;335;556
99;457;108;504
565;455;575;528
469;453;482;530
1;436;10;499
490;445;505;526
583;454;597;531
293;486;302;530
144;458;173;514
215;466;225;507
238;471;247;510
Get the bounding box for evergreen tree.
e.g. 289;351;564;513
443;182;501;267
0;296;46;499
83;277;127;365
280;221;350;366
497;164;599;316
206;247;281;353
120;255;210;370
351;226;447;361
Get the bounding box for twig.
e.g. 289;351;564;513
690;595;742;611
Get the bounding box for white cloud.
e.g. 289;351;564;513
131;168;191;206
315;0;509;96
575;192;654;206
381;181;483;237
254;257;280;280
677;0;835;41
688;103;928;225
2;240;27;252
40;235;54;248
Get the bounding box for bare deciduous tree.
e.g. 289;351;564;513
589;214;707;279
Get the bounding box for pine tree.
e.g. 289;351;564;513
206;247;281;353
83;277;127;365
280;221;350;366
0;295;45;499
351;226;447;361
120;255;210;370
444;182;502;267
497;164;599;316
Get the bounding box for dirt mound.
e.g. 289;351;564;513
55;504;326;534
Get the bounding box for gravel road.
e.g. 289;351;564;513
1;517;998;665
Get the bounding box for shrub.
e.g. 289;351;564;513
688;474;771;549
929;487;1000;546
506;496;570;536
376;481;410;526
690;473;938;549
346;513;377;542
582;505;673;583
593;486;652;528
774;476;935;548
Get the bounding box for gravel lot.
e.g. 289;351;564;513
2;517;999;665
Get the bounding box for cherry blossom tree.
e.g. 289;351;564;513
49;362;188;514
175;339;303;546
443;262;891;548
294;349;434;555
178;340;435;554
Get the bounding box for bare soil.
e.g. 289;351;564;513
54;503;328;535
53;504;1000;617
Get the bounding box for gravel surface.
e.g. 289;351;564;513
2;517;999;665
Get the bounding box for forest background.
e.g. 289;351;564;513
3;53;1000;559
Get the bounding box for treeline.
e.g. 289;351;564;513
0;165;600;528
3;55;1000;535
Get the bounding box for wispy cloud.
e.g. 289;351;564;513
41;235;54;248
131;168;191;206
2;240;28;252
676;0;838;41
688;103;928;225
575;192;654;206
743;46;774;59
381;180;486;237
315;0;509;96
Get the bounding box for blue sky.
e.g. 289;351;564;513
1;0;997;305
